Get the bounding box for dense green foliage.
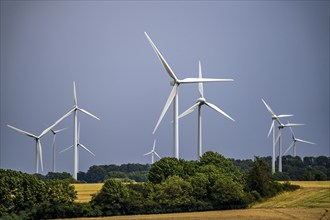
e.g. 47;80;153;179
231;155;330;181
78;163;150;183
90;152;295;216
77;155;329;184
0;169;83;219
4;152;325;218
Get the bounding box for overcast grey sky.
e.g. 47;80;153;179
1;1;329;175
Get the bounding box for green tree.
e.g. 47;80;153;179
85;166;107;183
189;173;209;200
199;151;244;183
45;180;76;204
0;170;48;214
148;158;184;184
91;178;129;215
153;176;195;212
211;175;248;209
247;157;273;197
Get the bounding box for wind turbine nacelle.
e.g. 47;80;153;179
170;81;176;86
197;97;206;104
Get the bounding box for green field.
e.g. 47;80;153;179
72;181;330;219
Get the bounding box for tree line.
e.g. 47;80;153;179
0;151;301;219
231;155;329;181
75;155;329;183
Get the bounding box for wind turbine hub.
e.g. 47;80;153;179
197;97;206;104
170;81;177;86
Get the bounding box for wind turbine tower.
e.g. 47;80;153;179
50;127;67;172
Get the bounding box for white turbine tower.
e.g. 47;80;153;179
7;116;71;174
261;99;293;174
179;61;235;159
144;139;161;164
60;123;96;172
275;121;304;172
283;124;315;157
67;81;99;180
145;32;233;159
50;127;67;172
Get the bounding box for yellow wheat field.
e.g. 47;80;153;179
73;183;103;202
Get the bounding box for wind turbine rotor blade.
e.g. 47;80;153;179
54;127;68;133
144;32;178;82
144;151;152;156
178;102;200;119
59;145;73;154
180;78;233;84
284;123;304;127
205;102;235;122
277;114;294;118
198;61;204;98
40;109;74;137
73;81;77;106
284;141;295;155
154;151;161;159
275;129;282;145
288;125;296;139
267;120;275;138
78;108;100;120
152;139;156;151
38;140;44;172
7;125;37;139
261;99;276;116
153;84;178;134
79;144;96;156
295;138;315;145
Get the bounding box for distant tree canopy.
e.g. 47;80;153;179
231;155;330;181
78;163;150;183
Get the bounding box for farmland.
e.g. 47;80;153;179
72;181;330;219
73;183;103;202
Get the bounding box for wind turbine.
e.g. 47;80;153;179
50;127;68;172
261;99;293;174
7;107;74;174
68;81;100;180
60;122;96;158
144;139;161;164
283;124;315;157
7;125;47;173
145;32;233;159
275;121;304;172
178;61;235;159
